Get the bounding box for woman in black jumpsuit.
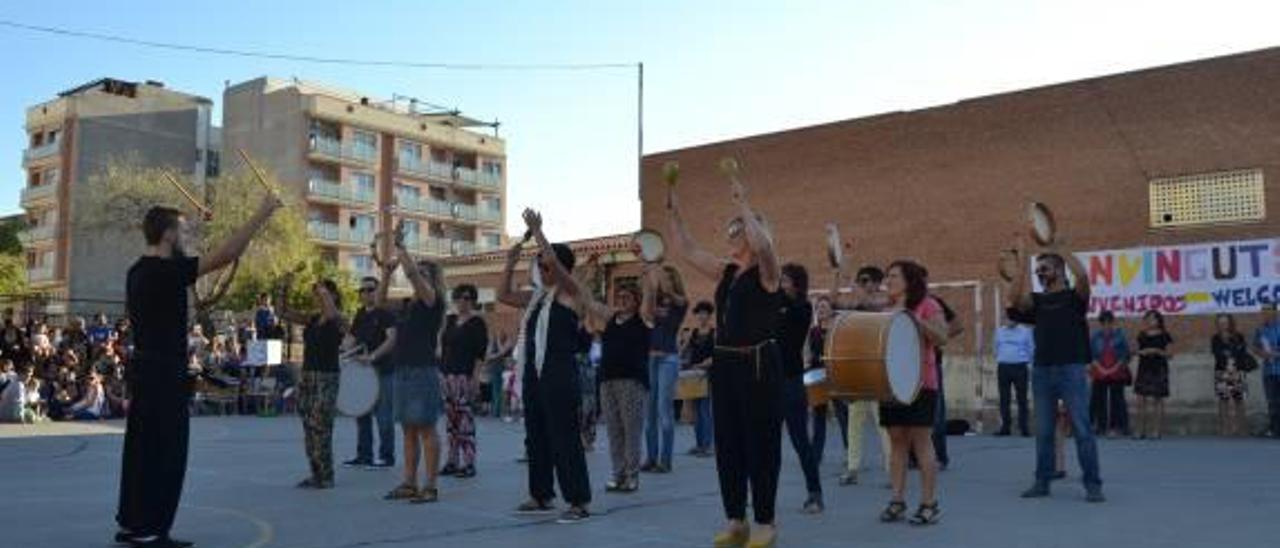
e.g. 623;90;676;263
669;175;783;548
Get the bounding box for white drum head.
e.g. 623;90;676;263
803;368;828;387
337;359;379;417
634;230;666;263
1029;202;1056;246
884;312;923;404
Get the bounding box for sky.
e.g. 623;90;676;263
4;0;1280;241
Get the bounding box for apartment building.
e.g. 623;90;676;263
19;78;215;316
221;77;506;290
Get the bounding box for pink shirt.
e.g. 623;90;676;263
913;297;944;391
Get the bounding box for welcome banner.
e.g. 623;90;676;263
1042;238;1280;317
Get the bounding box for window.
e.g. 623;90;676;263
353;131;378;158
482;197;502;212
396;183;420;204
483;160;503;176
47;130;59;145
29;133;43;148
350;215;375;234
1149;168;1266;228
352;255;374;274
399;141;421;162
401;220;421;244
483;233;501;249
352;172;376;194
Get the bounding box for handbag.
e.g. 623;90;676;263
1236;350;1260;373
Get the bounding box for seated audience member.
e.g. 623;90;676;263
23;367;45;422
66;370;108;420
0;359;23;422
105;364;128;418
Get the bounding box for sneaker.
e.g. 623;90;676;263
802;493;824;514
367;458;395;469
439;463;460;476
1085;486;1106;503
128;537;195;548
515;499;556;515
342;458;372;468
556;506;590;524
839;471;859;486
605;477;625;492
639;461;658;473
654;463;672;474
1020;483;1050;498
456;465;477;478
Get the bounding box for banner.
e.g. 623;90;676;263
1042;238;1280;317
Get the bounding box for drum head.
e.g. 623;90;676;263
826;227;843;269
1028;202;1056;246
884;312;923;404
803;368;828;386
337;359;379;417
634;230;666;263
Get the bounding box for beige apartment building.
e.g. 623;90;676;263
221;77;507;292
19;78;216;317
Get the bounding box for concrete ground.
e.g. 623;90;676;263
2;415;1278;548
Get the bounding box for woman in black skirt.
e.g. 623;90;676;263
877;261;950;526
1133;310;1174;440
669;174;782;548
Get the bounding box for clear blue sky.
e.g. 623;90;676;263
3;0;1279;240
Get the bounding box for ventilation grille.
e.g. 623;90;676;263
1149;168;1265;228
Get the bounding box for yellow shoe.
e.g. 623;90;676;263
712;525;749;547
746;524;777;548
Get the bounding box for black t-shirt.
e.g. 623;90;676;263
126;256;198;385
441;314;489;376
686;327;715;369
715;264;780;347
351;307;395;373
778;297;813;378
600;313;651;386
393;299;444;368
1029;289;1092;367
302;315;343;372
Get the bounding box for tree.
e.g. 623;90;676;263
0;218;23;256
0;254;27;296
77;155;318;317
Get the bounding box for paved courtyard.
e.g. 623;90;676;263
2;415;1278;548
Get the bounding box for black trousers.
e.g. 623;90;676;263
997;363;1030;435
523;361;592;506
116;378;191;537
782;375;822;496
1090;380;1129;434
711;346;783;525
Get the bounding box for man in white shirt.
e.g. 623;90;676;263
993;318;1035;436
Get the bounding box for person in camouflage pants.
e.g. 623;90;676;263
299;370;339;485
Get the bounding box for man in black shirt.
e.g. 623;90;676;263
115;196;281;548
343;276;398;469
1005;241;1104;503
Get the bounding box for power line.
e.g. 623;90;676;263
0;19;636;71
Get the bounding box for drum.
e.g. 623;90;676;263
676;370;708;400
803;368;831;407
633;229;666;263
337;358;379;417
824;311;923;404
1028;201;1057;247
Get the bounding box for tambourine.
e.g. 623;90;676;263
633;229;666;263
1028;202;1057;247
662;161;680;186
997;249;1019;282
719;156;741;178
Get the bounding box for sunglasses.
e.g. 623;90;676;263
857;277;873;285
358;287;376;294
453;295;475;302
1034;267;1053;275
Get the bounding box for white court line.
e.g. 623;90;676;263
182;504;276;548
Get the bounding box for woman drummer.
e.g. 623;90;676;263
669;174;783;548
878;260;950;526
498;209;593;524
277;277;346;489
778;263;824;513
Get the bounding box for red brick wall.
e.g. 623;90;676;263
641;48;1280;351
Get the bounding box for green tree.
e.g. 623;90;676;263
0;218;23;256
0;254;28;296
77;156;326;316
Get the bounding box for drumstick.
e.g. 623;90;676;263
237;148;281;198
162;172;213;220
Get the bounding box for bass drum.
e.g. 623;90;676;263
824;311;923;404
337;358;380;417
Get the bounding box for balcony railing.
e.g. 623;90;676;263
307;178;377;206
23;141;61;164
18;225;56;244
478;207;502;224
20;184;57;204
28;265;55;283
309;137;377;164
396;195;453;218
405;237;452;256
397;156;454;181
307;222;376;246
452;240;477;256
477;171;502;190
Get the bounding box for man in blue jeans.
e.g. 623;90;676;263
642;267;687;473
1253;303;1280;438
344;276;398;469
1005;243;1104;503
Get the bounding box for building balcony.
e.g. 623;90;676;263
22;141;61;165
451;240;477;256
307;222;376;247
477;171;502;190
405;237;452;256
309;137;377;165
307;178;377;207
395;195;453;219
28;265;56;283
18;225;56;245
477;207;502;225
397;156;454;182
20;184;57;206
